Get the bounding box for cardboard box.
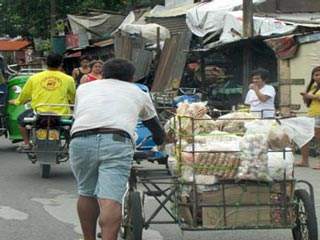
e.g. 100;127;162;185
202;206;271;227
201;184;272;205
200;182;295;227
201;182;294;205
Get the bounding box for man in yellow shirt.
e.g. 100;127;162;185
9;53;75;151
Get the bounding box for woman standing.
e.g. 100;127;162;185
79;60;103;85
295;66;320;169
72;55;91;87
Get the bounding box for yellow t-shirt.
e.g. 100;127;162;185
15;70;76;115
308;84;320;116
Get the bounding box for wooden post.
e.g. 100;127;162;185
278;59;291;116
242;0;254;99
50;0;56;39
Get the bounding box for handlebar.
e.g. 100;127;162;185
7;64;45;77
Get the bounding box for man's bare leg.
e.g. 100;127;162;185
295;141;310;167
18;125;30;145
98;198;121;240
77;195;100;240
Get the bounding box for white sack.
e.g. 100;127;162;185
119;23;170;42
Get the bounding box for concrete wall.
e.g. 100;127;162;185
256;0;320;13
289;41;320;113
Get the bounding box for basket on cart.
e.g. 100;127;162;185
165;102;318;240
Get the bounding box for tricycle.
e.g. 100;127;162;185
118;104;318;240
0;64;74;178
21;103;73;178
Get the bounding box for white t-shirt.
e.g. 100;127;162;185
71;79;157;140
244;85;276;118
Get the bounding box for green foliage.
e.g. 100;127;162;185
39;40;52;51
0;0;161;39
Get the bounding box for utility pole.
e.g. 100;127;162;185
50;0;57;39
242;0;254;98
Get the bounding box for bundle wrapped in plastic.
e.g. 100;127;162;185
165;101;218;142
179;136;241;180
213;111;256;133
237;120;272;182
267;122;292;150
267;148;294;180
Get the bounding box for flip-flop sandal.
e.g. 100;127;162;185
312;164;320;170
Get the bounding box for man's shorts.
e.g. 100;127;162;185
70;133;134;204
17;109;35;127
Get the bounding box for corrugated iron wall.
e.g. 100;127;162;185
151;30;192;92
113;32;152;82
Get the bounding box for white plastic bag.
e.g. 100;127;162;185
267;148;294;180
279;117;314;148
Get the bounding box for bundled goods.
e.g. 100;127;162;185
267;149;294;180
267;122;292;150
164;102;218;143
237;133;272;182
193;152;240;180
213;112;256;134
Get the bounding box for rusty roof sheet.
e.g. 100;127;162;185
0;40;31;51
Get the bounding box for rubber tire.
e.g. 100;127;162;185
292;189;318;240
40;164;51;178
123;192;143;240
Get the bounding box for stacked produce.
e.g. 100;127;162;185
164;101;296;183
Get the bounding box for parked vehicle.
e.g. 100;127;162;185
0;64;45;142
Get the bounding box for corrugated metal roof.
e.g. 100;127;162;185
200;35;270;52
146;16;188;35
0;40;30;51
92;38;114;47
255;12;320;27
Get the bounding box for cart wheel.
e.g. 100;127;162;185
292;189;318;240
121;191;143;240
40;164;51;178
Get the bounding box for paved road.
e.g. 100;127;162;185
0;137;319;240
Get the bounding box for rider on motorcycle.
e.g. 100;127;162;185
9;53;76;152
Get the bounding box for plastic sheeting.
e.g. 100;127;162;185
67;14;125;39
186;0;265;37
220;11;296;42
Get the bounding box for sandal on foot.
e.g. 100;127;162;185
16;144;33;153
312;164;320;170
294;162;309;168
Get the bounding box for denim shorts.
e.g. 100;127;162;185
70;133;134;203
18;109;35;126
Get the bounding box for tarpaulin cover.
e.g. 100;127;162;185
186;0;266;37
67;14;125;39
220;11;296;42
264;35;299;60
